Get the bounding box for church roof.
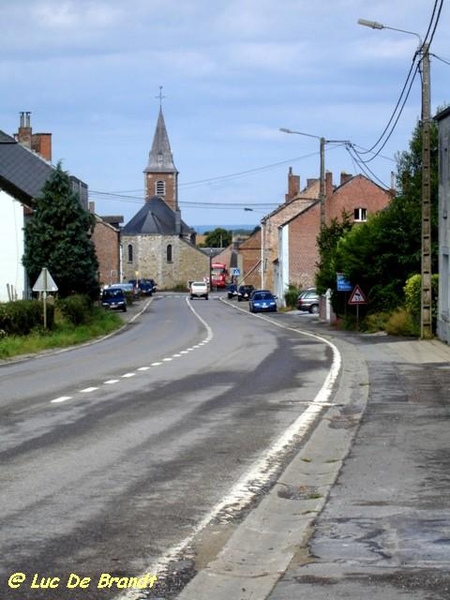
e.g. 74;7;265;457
122;195;194;236
144;107;177;174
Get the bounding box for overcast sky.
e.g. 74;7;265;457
1;0;449;229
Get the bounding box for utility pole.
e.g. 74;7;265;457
358;19;433;339
319;137;326;228
421;43;432;339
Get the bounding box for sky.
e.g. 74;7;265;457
1;0;449;230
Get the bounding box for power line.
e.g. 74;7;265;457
357;0;443;161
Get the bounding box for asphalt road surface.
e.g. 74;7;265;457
0;293;333;600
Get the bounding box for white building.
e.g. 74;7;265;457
435;107;450;344
0;127;88;302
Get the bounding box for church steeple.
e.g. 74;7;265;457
144;97;178;211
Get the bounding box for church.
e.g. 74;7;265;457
121;106;210;290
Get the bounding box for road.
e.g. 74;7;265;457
0;293;333;600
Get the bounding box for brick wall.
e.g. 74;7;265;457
288;203;320;290
92;219;121;287
287;174;393;290
145;173;177;211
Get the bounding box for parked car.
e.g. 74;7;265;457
190;281;209;300
116;282;140;299
237;284;255;301
249;290;277;313
129;278;157;296
227;283;238;299
100;286;127;312
297;288;319;313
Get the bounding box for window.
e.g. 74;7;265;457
156;180;165;196
354;207;367;222
166;244;173;263
127;244;133;263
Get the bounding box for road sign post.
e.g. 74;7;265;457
348;285;367;329
32;267;58;328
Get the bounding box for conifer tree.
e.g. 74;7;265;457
23;162;100;299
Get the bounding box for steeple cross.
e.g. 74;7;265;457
156;86;166;107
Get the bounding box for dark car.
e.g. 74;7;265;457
297;288;319;314
227;283;238;299
237;284;255;302
129;278;157;296
249;290;277;313
101;286;127;312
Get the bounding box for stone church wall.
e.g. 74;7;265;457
122;234;210;290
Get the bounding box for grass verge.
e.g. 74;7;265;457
0;307;123;361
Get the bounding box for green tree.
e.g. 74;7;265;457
316;212;353;294
23;163;100;299
324;116;440;316
203;227;232;248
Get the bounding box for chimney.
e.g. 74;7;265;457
325;171;333;199
32;133;52;162
15;112;52;161
285;167;300;202
16;111;32;149
340;171;352;185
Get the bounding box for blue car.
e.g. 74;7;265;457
101;286;127;312
249;290;277;313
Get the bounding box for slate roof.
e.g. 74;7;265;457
143;107;177;174
0;130;54;206
0;129;88;208
122;195;194;236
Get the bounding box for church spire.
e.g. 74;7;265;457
143;91;179;210
144;106;177;173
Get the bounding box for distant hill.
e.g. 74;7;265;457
194;224;258;234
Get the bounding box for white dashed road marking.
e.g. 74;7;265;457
49;296;213;405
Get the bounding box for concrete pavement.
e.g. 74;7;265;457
173;314;450;600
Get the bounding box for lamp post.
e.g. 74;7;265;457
279;129;349;228
358;18;432;339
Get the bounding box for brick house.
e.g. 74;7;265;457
89;206;123;287
121;107;210;289
275;171;393;302
238;168;318;289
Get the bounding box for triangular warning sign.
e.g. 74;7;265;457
348;284;367;305
32;268;58;292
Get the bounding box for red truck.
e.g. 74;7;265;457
210;262;228;289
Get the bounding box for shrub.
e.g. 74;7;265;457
404;273;439;331
56;294;94;326
284;285;300;309
385;308;419;336
363;312;390;333
0;299;54;335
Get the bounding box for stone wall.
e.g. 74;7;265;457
122;234;210;289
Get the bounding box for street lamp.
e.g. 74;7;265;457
358;18;432;339
279;128;349;228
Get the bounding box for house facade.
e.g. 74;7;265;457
121;107;209;289
89;205;123;288
238;168;319;290
275;172;393;301
435;107;450;344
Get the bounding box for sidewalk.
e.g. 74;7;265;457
175;318;450;600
